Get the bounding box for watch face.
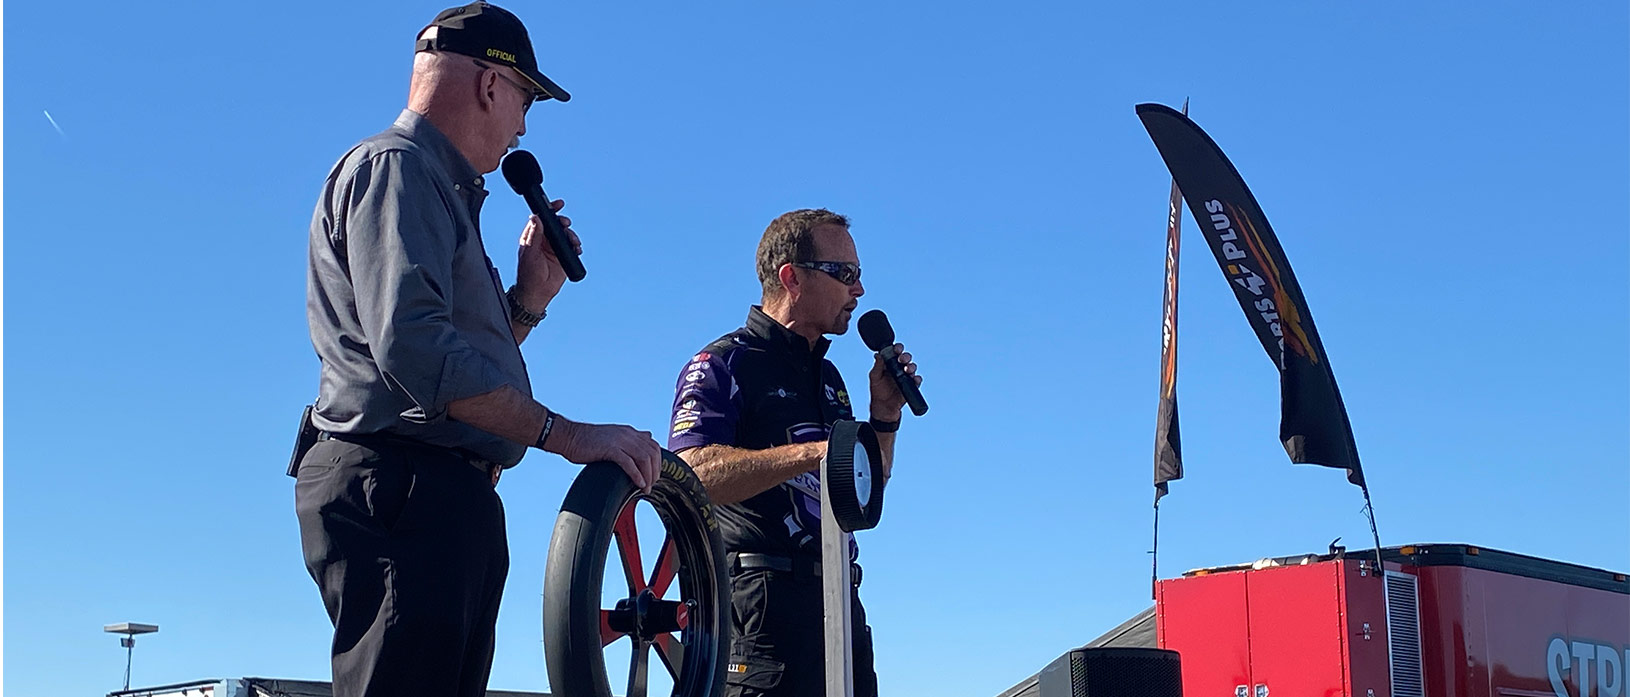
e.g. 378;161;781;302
852;443;872;508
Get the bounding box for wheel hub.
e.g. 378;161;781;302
606;589;692;640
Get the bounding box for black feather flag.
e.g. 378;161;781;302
1137;103;1365;488
1153;102;1186;503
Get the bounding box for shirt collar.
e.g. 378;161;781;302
392;109;487;192
746;305;831;361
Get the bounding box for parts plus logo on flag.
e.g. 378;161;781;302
1205;199;1318;368
1137;102;1364;487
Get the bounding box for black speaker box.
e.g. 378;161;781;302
1037;647;1182;697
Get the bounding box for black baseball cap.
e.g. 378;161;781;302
415;2;571;103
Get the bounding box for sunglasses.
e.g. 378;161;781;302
792;261;862;286
472;59;535;115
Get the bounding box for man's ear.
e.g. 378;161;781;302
777;263;801;301
476;69;499;112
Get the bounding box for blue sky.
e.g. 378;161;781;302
5;2;1627;696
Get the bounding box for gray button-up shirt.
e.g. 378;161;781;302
306;109;530;467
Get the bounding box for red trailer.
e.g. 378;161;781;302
1156;544;1629;697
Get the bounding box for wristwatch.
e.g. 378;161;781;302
507;286;546;327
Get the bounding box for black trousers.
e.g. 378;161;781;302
294;436;509;697
725;566;878;697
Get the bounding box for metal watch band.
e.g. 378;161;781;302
506;285;546;327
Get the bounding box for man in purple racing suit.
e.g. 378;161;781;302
667;209;921;697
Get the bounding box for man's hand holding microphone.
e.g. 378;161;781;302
859;310;927;479
500;149;661;493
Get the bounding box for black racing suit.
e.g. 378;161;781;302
668;306;877;697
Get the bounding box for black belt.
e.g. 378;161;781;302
318;431;502;478
728;552;862;587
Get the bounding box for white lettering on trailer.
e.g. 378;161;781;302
1551;638;1570;697
1574;642;1597;697
1603;647;1624;697
1548;637;1627;697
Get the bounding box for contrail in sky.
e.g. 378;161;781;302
43;110;68;139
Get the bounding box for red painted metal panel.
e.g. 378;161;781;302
1480;563;1568;697
1412;565;1474;697
1157;548;1626;697
1245;562;1349;697
1406;562;1629;697
1468;565;1626;697
1339;560;1394;697
1159;572;1252;697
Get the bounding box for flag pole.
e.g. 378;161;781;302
1151;501;1161;600
1362;484;1386;596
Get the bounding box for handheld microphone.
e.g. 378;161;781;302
501;150;586;283
858;310;928;417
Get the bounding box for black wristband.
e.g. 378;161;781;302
869;417;902;433
534;410;558;450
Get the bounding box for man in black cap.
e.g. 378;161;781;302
295;4;659;696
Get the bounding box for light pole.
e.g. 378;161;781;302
104;622;159;691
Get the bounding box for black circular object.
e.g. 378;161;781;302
823;420;886;532
544;452;728;697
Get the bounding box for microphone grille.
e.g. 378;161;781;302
500;150;543;194
857;310;894;351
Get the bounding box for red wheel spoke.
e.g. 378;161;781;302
612;504;646;594
654;632;685;679
599;610;625;647
648;536;679;598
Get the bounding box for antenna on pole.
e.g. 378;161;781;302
104;622;159;691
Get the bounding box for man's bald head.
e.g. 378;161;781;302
404;46;531;174
408;50;484;110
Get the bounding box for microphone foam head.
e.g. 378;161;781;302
500;150;543;194
858;310;895;351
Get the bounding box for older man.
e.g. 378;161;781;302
294;4;660;696
668;209;921;697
